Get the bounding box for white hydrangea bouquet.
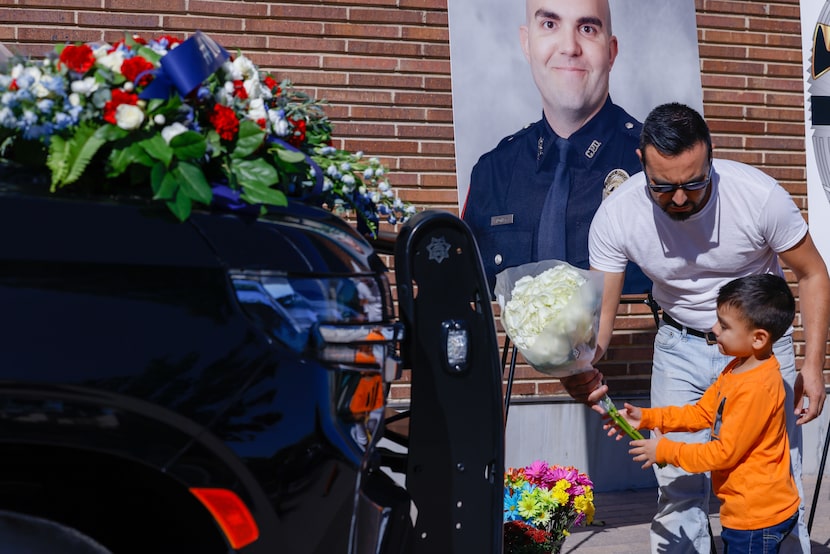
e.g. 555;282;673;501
494;260;603;377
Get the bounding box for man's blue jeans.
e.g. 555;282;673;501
721;512;798;554
649;325;808;554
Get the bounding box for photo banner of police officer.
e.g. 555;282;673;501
449;0;704;208
801;1;830;263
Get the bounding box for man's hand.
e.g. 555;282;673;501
794;367;827;425
560;368;607;405
629;428;662;469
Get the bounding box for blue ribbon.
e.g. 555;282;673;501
139;31;229;100
210;184;262;216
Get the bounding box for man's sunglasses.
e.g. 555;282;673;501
645;165;712;194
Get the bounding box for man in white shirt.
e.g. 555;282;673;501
575;102;830;553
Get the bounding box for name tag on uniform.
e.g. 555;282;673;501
490;214;514;226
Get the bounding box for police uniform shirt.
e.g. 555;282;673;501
463;97;649;294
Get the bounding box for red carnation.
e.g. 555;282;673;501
232;80;248;100
103;88;139;125
59;44;96;74
121;56;155;87
209;104;239;141
263;76;278;91
503;521;554;550
287;118;306;147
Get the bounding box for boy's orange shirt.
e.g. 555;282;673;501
639;355;799;530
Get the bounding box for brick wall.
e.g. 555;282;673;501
0;0;825;402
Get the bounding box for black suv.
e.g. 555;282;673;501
0;166;504;553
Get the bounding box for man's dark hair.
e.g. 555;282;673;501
640;102;713;165
716;274;795;342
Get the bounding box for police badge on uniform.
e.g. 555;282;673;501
602;168;630;199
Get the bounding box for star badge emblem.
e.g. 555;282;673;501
426;236;451;264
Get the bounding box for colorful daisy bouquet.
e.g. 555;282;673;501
504;461;595;554
0;31;413;232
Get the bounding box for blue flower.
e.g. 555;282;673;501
15;73;35;90
52;111;75;131
195;86;211;102
23;123;53;141
41;75;66;97
36;99;54;113
504;488;520;522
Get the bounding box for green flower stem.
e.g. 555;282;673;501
600;394;666;469
600;394;643;440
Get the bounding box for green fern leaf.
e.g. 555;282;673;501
46;135;69;192
51;124;117;189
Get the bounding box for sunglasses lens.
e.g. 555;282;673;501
685;180;708;190
650;185;675;193
649;177;709;193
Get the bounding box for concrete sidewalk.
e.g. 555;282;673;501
563;475;830;553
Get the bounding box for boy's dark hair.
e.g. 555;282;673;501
640;102;713;166
716;274;795;342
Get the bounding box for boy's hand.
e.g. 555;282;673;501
622;402;643;428
629;428;663;469
600;402;643;441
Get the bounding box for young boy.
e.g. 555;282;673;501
607;273;799;553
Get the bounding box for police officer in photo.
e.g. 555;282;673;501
462;0;649;296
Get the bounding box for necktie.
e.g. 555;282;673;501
536;137;570;261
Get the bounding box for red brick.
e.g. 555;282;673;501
106;0;187;10
350;73;424;89
349;7;424;24
271;4;347;20
165;15;247;32
17;0;100;6
18;27;102;42
0;8;74;24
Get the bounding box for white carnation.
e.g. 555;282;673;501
96;51;124;73
70;77;99;96
246;98;266;121
161;122;188;143
232;56;258;80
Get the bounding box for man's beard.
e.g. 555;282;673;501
665;208;694;221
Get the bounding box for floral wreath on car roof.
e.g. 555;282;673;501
0;31;414;234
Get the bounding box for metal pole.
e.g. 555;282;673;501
808;415;830;534
502;339;518;424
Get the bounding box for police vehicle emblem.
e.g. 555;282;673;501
426;236;451;264
603;168;630;199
